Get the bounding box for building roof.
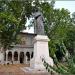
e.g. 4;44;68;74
20;32;37;36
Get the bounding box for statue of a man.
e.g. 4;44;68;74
32;11;45;35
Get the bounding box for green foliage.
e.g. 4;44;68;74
0;0;51;51
0;0;35;50
64;27;75;55
39;1;75;61
39;1;75;75
0;0;44;50
43;54;75;75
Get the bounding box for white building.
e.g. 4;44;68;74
3;32;36;64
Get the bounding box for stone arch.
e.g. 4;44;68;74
14;51;18;61
20;52;24;63
8;51;12;61
26;52;30;61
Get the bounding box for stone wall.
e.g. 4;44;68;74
16;32;36;47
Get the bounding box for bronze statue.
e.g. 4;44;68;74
32;11;45;35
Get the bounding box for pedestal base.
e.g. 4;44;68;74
30;35;53;71
30;57;53;71
21;67;49;75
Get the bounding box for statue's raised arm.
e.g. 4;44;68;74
32;11;45;35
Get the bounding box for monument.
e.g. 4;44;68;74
32;11;45;35
24;11;54;72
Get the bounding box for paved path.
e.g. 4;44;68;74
0;64;27;75
0;64;50;75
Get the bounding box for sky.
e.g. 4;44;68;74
23;1;75;33
55;1;75;14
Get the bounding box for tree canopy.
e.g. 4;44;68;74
0;0;75;59
0;0;33;50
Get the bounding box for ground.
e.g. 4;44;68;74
0;64;50;75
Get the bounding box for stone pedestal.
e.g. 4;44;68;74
30;35;53;71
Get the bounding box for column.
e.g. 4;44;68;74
6;52;8;64
26;55;28;64
30;52;31;63
24;52;26;64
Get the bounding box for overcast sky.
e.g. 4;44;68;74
23;1;75;33
55;1;75;14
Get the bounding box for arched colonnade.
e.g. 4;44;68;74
4;50;33;64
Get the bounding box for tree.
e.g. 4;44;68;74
40;1;75;61
0;0;50;62
0;0;49;51
0;0;33;51
39;1;75;75
0;0;36;62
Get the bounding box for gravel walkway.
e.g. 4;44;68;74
0;64;50;75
